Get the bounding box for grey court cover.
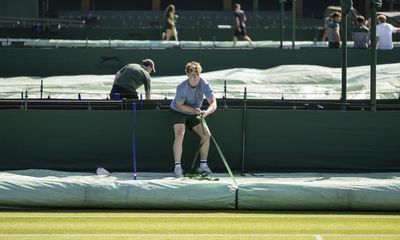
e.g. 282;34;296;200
0;170;399;210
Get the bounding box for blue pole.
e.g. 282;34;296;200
132;102;137;180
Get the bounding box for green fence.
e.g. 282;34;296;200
1;47;400;77
1;109;399;172
0;0;38;18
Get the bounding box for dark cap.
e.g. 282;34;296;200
142;59;156;73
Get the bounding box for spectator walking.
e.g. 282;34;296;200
376;15;400;50
322;15;332;41
233;3;253;47
164;4;179;41
352;16;370;49
328;12;341;48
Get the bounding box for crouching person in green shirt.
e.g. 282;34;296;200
110;59;155;100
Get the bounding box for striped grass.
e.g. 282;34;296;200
0;211;399;239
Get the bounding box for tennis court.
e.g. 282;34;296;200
0;211;399;239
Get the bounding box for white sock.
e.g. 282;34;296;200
175;163;182;169
200;160;208;168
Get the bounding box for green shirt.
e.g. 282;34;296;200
113;64;151;93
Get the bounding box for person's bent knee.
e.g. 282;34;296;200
174;124;185;138
201;134;211;142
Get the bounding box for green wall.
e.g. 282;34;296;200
0;0;38;18
246;110;400;172
1;109;399;172
1;47;399;77
0;28;321;41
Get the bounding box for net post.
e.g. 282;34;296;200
140;94;144;110
370;4;377;111
280;0;286;49
224;80;228;108
292;0;296;49
341;1;349;111
40;80;43;99
132;102;137;180
24;90;28;110
241;87;247;175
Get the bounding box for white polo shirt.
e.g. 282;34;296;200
376;23;397;49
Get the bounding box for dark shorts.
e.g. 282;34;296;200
234;26;247;37
165;23;174;31
110;84;138;100
329;42;340;48
171;110;201;130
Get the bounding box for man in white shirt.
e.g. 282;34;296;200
376;15;400;50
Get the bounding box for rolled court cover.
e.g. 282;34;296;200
0;170;400;210
0;170;236;209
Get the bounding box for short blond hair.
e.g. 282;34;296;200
331;11;341;18
377;15;386;23
185;61;202;75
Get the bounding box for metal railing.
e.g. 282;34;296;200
0;16;86;29
0;81;398;101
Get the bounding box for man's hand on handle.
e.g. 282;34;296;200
194;108;207;119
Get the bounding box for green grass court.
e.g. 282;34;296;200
0;211;399;240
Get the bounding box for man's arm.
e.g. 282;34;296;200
176;102;197;114
335;30;340;43
145;91;150;100
204;97;217;117
167;14;174;26
144;75;151;100
376;36;380;49
235;17;241;31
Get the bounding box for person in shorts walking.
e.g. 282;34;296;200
233;3;253;47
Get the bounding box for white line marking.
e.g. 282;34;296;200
315;235;324;240
1;234;400;237
1;215;400;219
319;234;400;237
